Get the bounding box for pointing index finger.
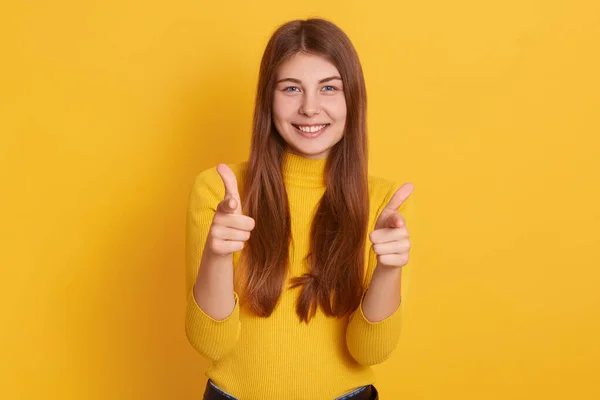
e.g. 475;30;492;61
216;164;240;200
385;182;414;211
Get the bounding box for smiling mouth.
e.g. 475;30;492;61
292;124;330;134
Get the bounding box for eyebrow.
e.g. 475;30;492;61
276;76;342;84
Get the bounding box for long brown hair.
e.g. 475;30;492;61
240;18;369;322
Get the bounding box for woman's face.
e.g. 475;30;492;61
272;52;347;160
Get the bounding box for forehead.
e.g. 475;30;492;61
276;52;341;80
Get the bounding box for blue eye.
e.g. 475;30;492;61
322;85;337;91
283;86;300;92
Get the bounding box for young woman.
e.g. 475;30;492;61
185;18;414;400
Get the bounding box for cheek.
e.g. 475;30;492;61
326;97;347;123
272;96;297;122
339;103;347;122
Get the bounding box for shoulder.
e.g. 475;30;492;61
367;173;416;223
367;173;415;217
368;175;397;205
191;161;249;199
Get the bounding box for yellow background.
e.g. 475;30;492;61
2;0;599;399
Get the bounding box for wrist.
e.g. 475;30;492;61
374;263;403;278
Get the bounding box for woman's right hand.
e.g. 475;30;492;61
205;164;255;257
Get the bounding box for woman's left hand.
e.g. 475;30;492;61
369;183;414;268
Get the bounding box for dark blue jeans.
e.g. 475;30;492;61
203;380;379;400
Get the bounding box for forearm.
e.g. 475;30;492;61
345;264;403;365
361;264;402;322
193;249;236;321
186;247;240;361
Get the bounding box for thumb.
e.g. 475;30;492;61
217;197;239;214
386;212;405;229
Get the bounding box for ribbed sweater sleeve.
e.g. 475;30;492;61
346;180;414;366
184;167;241;361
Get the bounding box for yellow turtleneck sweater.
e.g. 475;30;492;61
185;153;412;399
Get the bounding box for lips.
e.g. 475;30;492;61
292;123;330;138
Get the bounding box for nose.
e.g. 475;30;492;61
299;92;320;117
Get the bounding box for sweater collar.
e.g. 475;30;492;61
282;152;326;188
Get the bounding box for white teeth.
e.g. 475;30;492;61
297;124;327;133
